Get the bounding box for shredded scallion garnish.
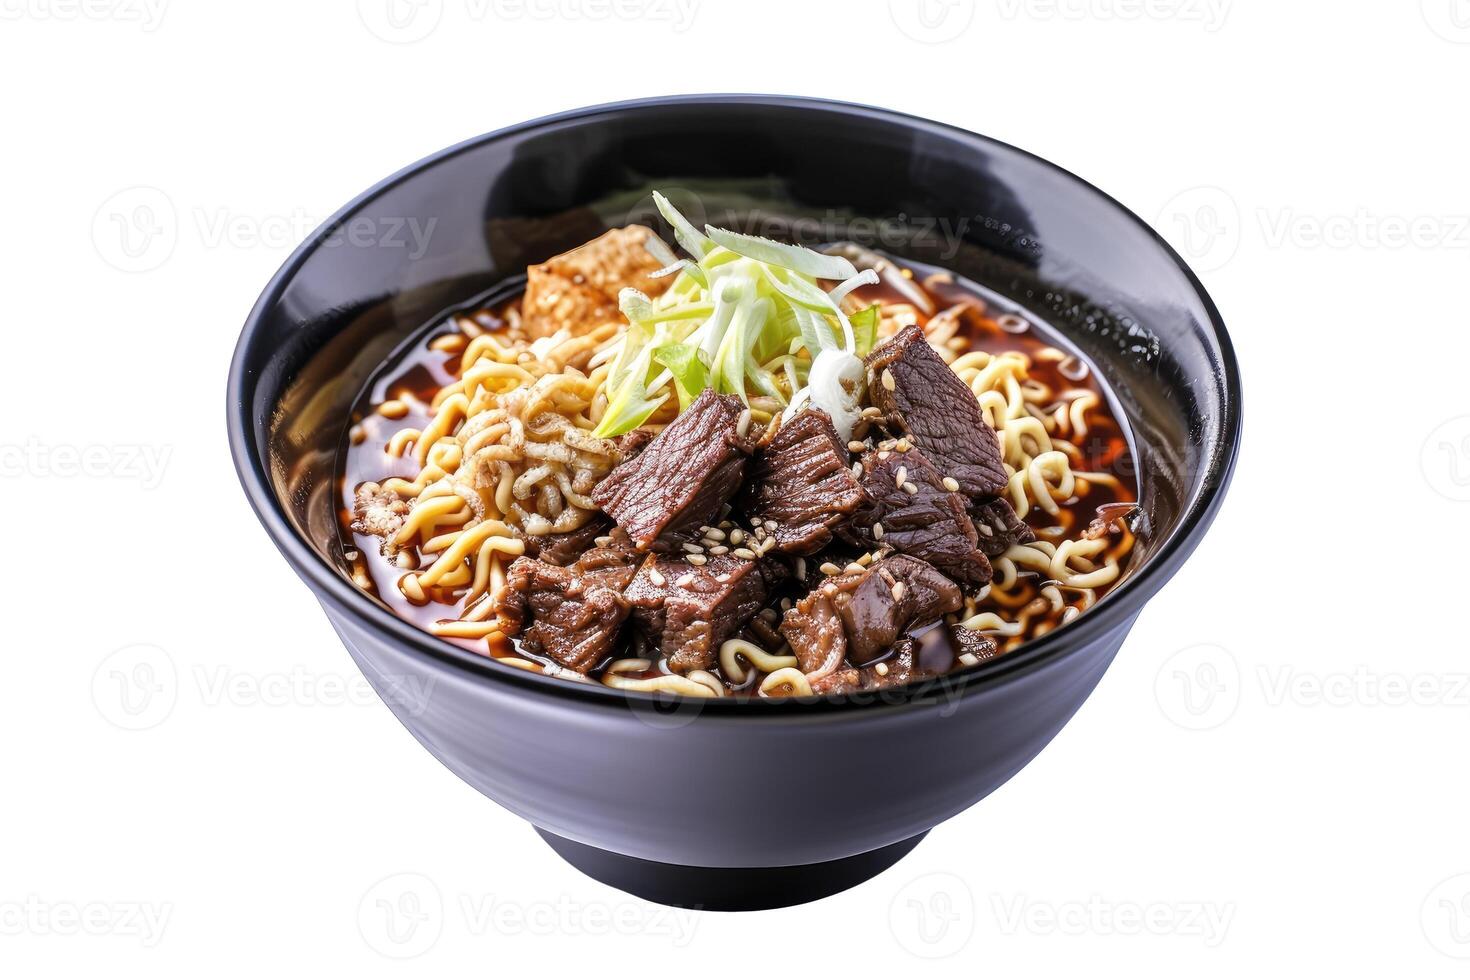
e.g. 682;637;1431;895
591;192;878;440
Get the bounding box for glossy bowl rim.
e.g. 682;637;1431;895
226;93;1242;716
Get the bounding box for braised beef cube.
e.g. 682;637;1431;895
810;667;861;696
780;587;848;682
572;529;643;593
591;389;757;550
841;447;991;588
781;554;962;669
970;496;1035;558
867;325;1007;498
521;514;612;567
861;636;935;690
494;558;630;673
838;555;963;665
746;409;869;555
955;627;1000;665
624;553;785;673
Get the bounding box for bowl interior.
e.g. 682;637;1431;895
235;96;1237;692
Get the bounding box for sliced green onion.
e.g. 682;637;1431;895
652;343;709;411
653;191;714;257
829;268;879;307
705;225;858;281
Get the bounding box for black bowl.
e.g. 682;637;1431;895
227;95;1240;910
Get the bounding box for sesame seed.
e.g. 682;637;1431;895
851;461;863;478
728;529;744;545
648;569;666;587
675;574;695;588
704;528;726;541
594;535;614;547
875;662;890;676
794;558;807;581
872;522;885;540
819;561;842;576
878;439;897;451
687;554;707;566
895;438;911;452
856;552;874;566
895;465;907;489
681;541;704;554
733;547;756;560
847;440;867;453
902;481;918;495
862;406;883;419
881;368;896;391
764;520;778;531
877;451;890;461
844;562;866;574
975;523;993;536
708;545;729;555
942;476;961;492
891;581;906;601
715;573;730;583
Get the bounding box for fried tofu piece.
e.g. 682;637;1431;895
521;225;671;339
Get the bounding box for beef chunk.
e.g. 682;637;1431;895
521;514;612;567
495;563;626;673
746;409;869;555
867;325;1007;498
780;587;848;682
807;638;939;695
955;627;1000;665
781;555;962;668
494;534;642;673
970;496;1035;558
862;637;936;690
571;531;644;593
521;226;670;339
624;553;785;673
840;447;992;588
591;389;757;550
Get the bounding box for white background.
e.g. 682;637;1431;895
3;0;1468;975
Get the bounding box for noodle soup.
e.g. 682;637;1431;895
338;206;1137;698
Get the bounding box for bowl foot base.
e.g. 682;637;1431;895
536;828;928;911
